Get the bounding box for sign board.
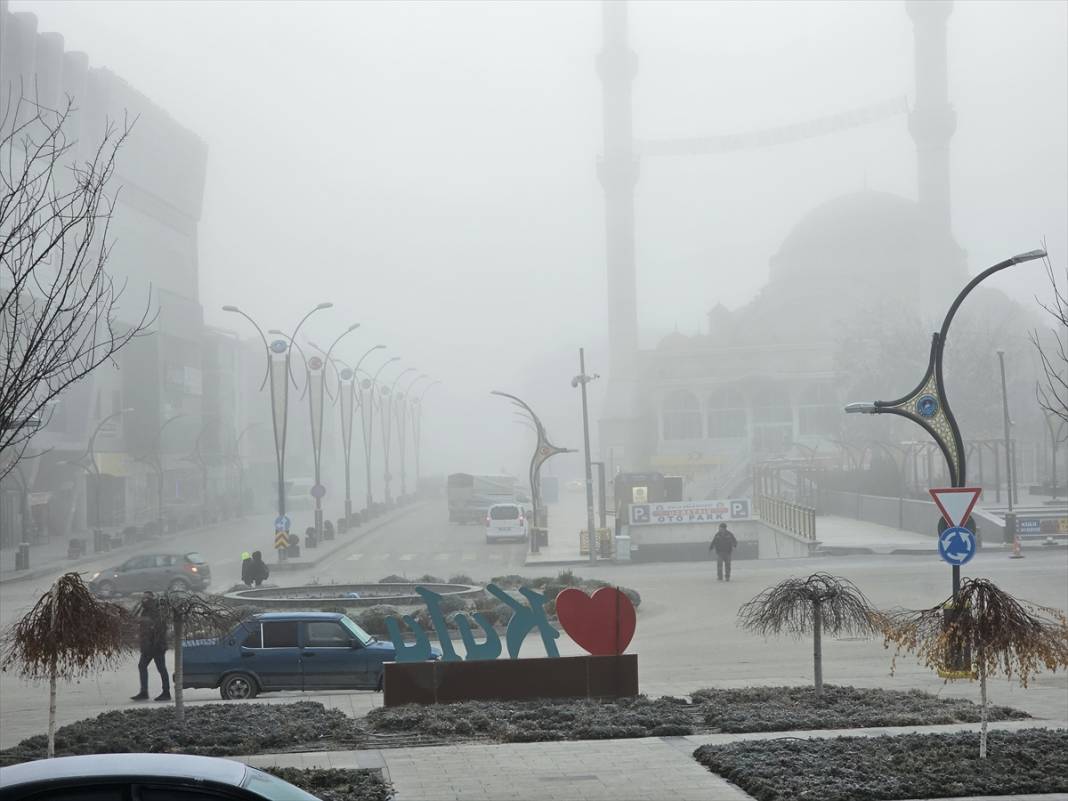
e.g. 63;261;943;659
274;531;289;549
928;487;982;528
631;486;648;504
938;526;976;566
1018;518;1041;534
629;498;751;526
274;515;291;532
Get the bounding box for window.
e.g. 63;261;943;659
751;385;792;424
185;552;206;564
799;383;840;436
490;505;520;520
662;390;703;440
262;621;299;648
707;386;747;438
241;624;262;649
341;616;374;646
123;556;153;571
305;621;351;648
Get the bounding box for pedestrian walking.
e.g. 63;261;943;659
240;551;253;587
131;592;170;701
709;522;738;582
249;550;270;587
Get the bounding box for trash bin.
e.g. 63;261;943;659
305;527;318;549
15;542;30;571
287;533;301;559
614;535;631;561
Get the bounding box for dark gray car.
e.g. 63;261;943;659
89;552;211;596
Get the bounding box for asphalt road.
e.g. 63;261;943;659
1;499;1066;750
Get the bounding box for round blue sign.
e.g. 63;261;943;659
938;526;976;566
270;339;288;354
916;393;939;418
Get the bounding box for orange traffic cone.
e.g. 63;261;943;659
1009;534;1025;559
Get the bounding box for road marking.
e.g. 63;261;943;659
488;553;504;561
399;553;415;561
434;553;450;561
462;553;477;561
371;553;390;561
345;553;363;561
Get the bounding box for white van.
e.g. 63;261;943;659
485;503;528;543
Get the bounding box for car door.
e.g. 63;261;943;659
300;620;367;689
116;555;153;593
247;620;303;690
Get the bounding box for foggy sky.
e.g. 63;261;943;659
11;0;1068;478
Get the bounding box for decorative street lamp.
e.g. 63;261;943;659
382;367;416;504
136;413;186;537
491;391;573;554
572;348;600;563
224;302;331;554
845;248;1046;662
362;356;400;511
66;408;134;551
411;379;441;492
230;422;263;517
396;373;429;498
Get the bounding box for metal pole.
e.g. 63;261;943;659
997;350;1015;544
592;461;607;529
579;348;597;563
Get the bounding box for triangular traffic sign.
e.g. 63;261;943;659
929;487;982;528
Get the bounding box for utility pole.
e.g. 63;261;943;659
997;350;1015;542
573;348;599;563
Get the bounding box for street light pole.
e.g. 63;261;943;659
997;350;1015;538
363;356;400;511
397;373;429;498
144;413;185;537
383;367;416;504
572;348;600;563
412;380;440;492
232;422;262;516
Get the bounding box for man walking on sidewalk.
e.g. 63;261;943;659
710;523;738;582
131;592;170;702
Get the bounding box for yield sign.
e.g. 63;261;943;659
929;487;982;528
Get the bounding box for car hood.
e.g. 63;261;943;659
368;639;443;659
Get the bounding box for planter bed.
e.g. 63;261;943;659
694;729;1068;801
261;767;391;801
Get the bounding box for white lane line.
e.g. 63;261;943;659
346;553;364;561
371;553;391;561
462;553;477;561
399;553;415;561
434;553;450;561
488;553;504;561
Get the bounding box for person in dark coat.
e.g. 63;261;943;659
709;523;738;582
249;550;270;587
240;551;253;587
131;592;170;701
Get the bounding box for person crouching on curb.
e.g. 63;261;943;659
131;591;170;702
709;522;738;582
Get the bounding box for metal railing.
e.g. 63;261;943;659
756;494;816;540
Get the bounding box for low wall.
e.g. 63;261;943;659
625;520;813;562
383;654;638;706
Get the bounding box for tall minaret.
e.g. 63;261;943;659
907;0;956;236
597;0;642;470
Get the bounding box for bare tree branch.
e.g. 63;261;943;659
1030;244;1068;426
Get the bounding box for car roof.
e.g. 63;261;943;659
489;502;521;507
252;611;345;621
0;753;248;788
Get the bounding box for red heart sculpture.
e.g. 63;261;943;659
555;587;636;656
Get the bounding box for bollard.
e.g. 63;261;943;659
1010;534;1025;559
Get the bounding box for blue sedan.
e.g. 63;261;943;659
183;612;437;699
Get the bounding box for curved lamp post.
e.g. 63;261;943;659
382;367;416;503
396;373;428;498
224;302;331;552
411;379;441;492
231;422;263;516
136;413;186;536
845;249;1046;616
491;391;574;554
66;408;134;550
362;356;400;510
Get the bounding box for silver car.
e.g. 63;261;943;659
0;753;320;800
88;552;212;596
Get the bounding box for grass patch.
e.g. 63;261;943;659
692;685;1029;733
0;702;364;766
261;767;391;801
694;729;1068;801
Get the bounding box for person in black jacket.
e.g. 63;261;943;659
131;592;170;701
240;551;253;587
249;550;270;587
709;523;738;582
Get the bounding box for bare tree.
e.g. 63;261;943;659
878;578;1068;759
0;572;130;757
1030;248;1068;425
738;573;878;697
0;85;154;480
137;591;241;724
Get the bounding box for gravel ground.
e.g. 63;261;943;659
261;767;392;801
0;702;365;765
694;729;1068;801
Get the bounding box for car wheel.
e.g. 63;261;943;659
168;578;190;592
220;672;258;700
96;580;116;597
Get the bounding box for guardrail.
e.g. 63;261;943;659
756;494;816;540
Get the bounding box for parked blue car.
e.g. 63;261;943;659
182;612;437;699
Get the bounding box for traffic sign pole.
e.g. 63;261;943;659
930;487;982;674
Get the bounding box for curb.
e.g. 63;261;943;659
270;502;426;572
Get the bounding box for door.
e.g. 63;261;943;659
116;555;155;593
300;620;367;689
247;620;302;690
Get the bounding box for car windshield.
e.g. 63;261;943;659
340;616;374;645
491;505;520;520
242;766;320;800
185;552;206;564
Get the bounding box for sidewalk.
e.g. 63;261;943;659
238;717;1068;801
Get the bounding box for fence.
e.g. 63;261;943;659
818;489;937;536
755;494;817;540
